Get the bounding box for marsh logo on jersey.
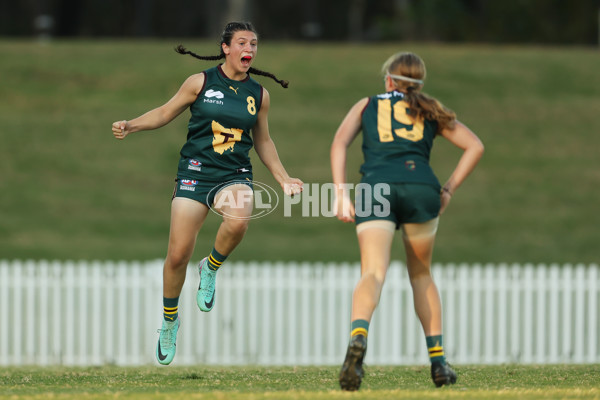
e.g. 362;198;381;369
179;179;199;192
204;89;224;105
205;89;224;99
187;159;202;172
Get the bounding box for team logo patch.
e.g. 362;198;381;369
405;160;416;171
187;159;202;172
179;179;198;192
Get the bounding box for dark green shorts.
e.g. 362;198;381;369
172;174;253;207
355;182;441;229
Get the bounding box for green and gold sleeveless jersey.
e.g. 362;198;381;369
359;90;440;188
177;65;262;182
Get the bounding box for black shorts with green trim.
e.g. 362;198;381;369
354;181;441;229
172;173;253;207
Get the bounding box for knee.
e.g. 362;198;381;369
165;251;191;271
223;218;249;237
360;269;386;288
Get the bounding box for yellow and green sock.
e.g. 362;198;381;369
426;334;446;364
207;248;227;271
163;296;179;322
350;319;369;339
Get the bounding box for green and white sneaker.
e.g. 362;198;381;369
197;257;217;312
156;318;180;365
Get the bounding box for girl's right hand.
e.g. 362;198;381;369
334;194;355;223
112;120;129;140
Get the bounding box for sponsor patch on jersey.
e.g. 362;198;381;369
377;91;404;99
405;160;416;171
180;179;199;191
204;89;225;105
205;89;224;99
187;159;202;172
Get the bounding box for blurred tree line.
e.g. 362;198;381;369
1;0;599;44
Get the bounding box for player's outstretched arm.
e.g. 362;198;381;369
112;73;205;140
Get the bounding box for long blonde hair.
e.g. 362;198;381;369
382;52;456;133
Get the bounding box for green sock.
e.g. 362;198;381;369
163;296;179;322
207;247;227;271
426;335;446;364
350;319;369;338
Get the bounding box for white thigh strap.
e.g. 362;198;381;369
356;219;396;235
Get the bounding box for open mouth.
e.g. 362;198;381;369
241;55;252;67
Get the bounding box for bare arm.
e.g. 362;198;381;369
330;97;369;222
111;73;205;139
253;88;303;196
438;120;484;214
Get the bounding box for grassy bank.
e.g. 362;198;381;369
1;40;598;263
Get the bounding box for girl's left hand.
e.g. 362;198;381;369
439;188;452;215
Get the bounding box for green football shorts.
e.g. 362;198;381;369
354;181;441;229
172;174;253;207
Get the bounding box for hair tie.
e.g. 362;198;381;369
386;73;424;85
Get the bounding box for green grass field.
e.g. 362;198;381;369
1;40;599;264
1;365;598;399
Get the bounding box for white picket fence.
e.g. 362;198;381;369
0;260;598;366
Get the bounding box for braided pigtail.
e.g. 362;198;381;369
249;67;289;88
174;45;224;61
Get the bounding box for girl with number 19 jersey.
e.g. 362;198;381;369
360;90;440;189
332;51;483;391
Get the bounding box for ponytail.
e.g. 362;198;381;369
383;52;455;133
404;90;456;133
